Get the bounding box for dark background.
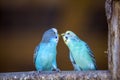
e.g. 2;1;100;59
0;0;108;72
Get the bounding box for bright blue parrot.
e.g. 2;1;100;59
34;28;60;71
61;31;97;71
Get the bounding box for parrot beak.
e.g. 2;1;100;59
58;34;60;37
61;33;65;36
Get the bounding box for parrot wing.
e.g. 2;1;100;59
33;44;40;64
85;43;97;69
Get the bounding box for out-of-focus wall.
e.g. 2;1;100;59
0;0;108;72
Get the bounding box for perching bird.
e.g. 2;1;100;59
61;31;97;71
34;28;60;71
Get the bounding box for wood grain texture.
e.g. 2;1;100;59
105;0;113;21
107;0;120;79
0;71;111;80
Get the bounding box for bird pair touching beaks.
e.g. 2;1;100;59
34;28;97;71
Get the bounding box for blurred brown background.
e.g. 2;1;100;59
0;0;108;72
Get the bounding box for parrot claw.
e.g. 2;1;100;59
52;68;61;72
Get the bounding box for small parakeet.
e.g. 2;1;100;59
61;31;97;71
34;28;60;71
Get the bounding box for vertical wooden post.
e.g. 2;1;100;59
106;0;120;79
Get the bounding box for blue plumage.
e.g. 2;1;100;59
34;28;59;71
61;31;97;71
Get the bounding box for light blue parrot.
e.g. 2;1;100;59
34;28;60;71
61;31;97;71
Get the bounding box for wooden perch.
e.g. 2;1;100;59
0;71;111;80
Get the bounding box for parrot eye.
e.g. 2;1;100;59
67;33;70;35
53;32;56;34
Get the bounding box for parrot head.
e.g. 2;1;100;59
61;31;79;45
42;28;59;43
